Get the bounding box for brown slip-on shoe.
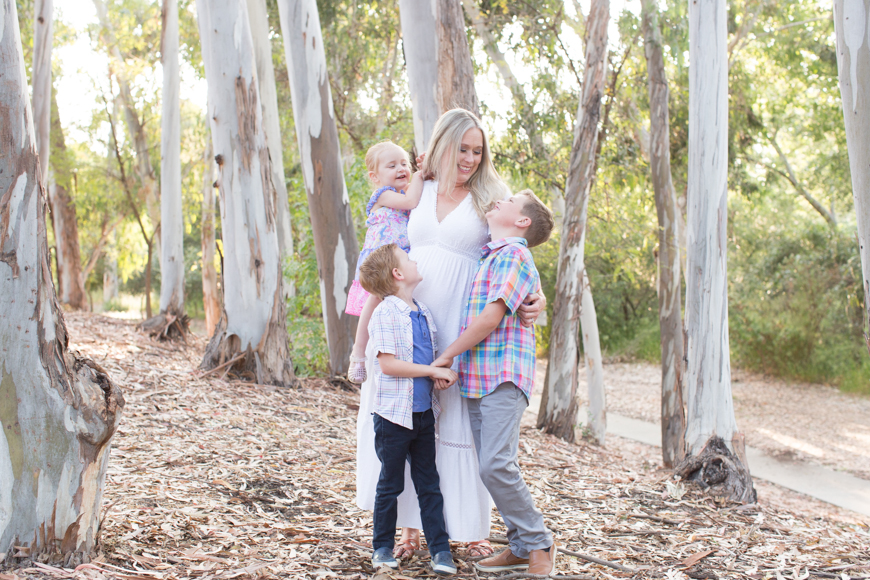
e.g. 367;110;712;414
473;548;529;572
528;541;558;576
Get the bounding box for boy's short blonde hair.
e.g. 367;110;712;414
516;190;556;248
359;244;401;299
365;141;409;177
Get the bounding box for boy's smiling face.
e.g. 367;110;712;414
486;195;531;231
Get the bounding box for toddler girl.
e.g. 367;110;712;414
346;141;424;382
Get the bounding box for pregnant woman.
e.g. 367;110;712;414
356;108;543;557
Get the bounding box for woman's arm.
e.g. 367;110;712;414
517;292;546;328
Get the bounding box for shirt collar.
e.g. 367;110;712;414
383;294;419;314
482;237;528;258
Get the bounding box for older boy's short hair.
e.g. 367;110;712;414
359;244;401;299
517;189;555;248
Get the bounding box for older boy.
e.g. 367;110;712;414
359;244;459;575
433;190;557;575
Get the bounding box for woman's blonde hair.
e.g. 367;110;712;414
424;109;508;219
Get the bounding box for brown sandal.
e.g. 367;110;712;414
466;539;494;557
393;528;421;558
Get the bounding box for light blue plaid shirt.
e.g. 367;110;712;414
369;296;442;429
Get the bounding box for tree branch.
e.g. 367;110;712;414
764;131;837;226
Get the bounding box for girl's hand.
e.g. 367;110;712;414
518;292;546;328
416;152;434;180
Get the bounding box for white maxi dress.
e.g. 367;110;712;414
356;180;493;542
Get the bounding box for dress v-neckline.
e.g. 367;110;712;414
434;189;471;225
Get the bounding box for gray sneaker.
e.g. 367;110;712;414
372;547;398;569
431;551;457;576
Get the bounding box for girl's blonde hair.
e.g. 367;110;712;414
425;109;508;219
365;141;409;180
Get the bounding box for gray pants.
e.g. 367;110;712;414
466;382;552;558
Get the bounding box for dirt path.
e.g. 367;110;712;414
5;313;867;580
567;362;870;480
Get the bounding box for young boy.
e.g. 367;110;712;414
358;243;459;576
433;190;557;576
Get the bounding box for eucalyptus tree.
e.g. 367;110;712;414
31;0;51;182
641;0;685;468
277;0;359;375
833;0;870;350
677;0;754;502
200;142;220;337
196;0;295;386
0;0;124;556
399;0;479;150
247;0;294;281
538;0;609;444
32;0;86;310
155;0;186;330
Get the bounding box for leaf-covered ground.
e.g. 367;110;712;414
2;313;868;580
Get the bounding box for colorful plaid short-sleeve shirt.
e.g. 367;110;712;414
459;237;540;400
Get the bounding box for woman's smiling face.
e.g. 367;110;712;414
444;128;483;187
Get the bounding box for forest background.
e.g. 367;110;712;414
16;0;869;393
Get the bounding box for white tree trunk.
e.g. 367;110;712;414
537;0;608;445
247;0;294;291
201;141;221;337
641;0;685;468
103;252;118;305
398;0;440;152
277;0;360;375
579;271;606;442
679;0;754;502
158;0;184;317
0;0;124;558
196;0;294;386
834;0;870;351
399;0;479;151
31;0;52;185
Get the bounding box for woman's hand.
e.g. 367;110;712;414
518;292;546;328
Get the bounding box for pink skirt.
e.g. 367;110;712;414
345;279;370;316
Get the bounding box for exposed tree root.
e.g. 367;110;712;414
139;311;190;342
675;435;757;504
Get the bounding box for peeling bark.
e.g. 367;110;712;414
676;436;756;503
833;0;870;354
641;0;685;468
683;0;753;501
157;0;185;321
196;0;294;386
399;0;479;151
276;0;360;375
247;0;294;289
200;142;220;337
0;0;124;557
537;0;609;445
31;0;52;186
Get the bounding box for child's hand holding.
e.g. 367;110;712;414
430;366;457;387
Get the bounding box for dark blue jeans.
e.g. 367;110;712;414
372;410;449;556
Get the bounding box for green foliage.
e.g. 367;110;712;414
729;196;869;391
